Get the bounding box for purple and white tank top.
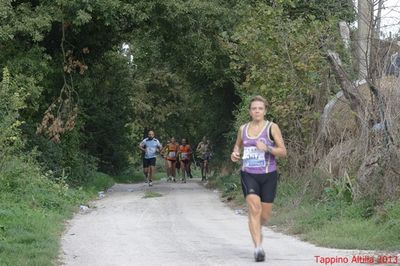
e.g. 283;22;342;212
241;121;276;174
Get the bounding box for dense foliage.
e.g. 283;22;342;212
0;0;357;179
1;0;247;179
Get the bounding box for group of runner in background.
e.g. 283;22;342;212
139;131;212;186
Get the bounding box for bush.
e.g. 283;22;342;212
0;67;25;167
0;155;114;265
84;172;115;192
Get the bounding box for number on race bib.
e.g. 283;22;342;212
242;147;266;168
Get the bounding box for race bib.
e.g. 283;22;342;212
181;152;189;159
168;151;176;158
242;146;266;168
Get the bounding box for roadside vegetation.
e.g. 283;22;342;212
0;159;114;266
208;172;400;251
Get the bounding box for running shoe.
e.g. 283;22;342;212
254;248;265;262
149;180;153;186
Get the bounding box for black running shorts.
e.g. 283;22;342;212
181;159;190;165
198;154;210;163
143;157;156;168
240;171;278;203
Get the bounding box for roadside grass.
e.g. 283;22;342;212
207;172;245;207
269;180;400;251
208;172;400;251
113;172;145;183
143;191;163;198
304;218;400;250
0;159;114;266
84;172;115;192
0;199;68;266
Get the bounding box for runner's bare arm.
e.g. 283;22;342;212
139;143;145;152
267;123;287;157
231;125;244;162
159;147;164;157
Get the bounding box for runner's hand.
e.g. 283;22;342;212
231;151;240;162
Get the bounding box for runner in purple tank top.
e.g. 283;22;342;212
241;121;277;174
231;95;287;262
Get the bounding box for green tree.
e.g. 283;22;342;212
227;0;354;172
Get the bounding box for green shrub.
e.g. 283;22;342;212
0;67;26;166
84;172;115;192
0;157;113;265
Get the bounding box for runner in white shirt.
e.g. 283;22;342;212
139;130;162;186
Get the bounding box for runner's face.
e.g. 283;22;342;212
182;139;187;145
249;101;266;121
148;131;155;139
171;137;175;143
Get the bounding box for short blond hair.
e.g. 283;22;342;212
248;95;267;109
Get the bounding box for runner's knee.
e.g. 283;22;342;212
247;200;262;217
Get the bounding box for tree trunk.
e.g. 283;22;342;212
357;0;373;80
326;51;364;116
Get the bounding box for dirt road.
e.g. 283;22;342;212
60;180;372;266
